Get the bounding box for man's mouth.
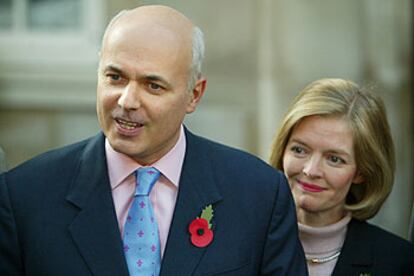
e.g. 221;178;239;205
115;118;143;130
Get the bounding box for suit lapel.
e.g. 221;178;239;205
332;219;374;276
66;134;129;276
161;130;223;276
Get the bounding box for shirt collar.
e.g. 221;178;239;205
105;125;186;189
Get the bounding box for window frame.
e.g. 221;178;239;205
0;0;104;64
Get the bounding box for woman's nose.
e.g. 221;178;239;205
302;156;323;178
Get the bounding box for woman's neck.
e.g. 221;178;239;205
297;206;346;227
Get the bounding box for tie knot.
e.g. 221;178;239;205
135;167;160;196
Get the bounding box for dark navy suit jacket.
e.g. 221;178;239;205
0;129;307;275
332;219;414;276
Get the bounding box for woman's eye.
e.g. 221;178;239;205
291;146;305;154
328;155;345;164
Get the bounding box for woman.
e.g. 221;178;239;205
269;78;414;275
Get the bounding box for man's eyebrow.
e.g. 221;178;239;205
101;66;173;88
103;64;124;74
144;74;172;88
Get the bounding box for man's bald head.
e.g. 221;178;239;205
101;5;205;90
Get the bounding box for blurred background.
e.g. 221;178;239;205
0;0;413;240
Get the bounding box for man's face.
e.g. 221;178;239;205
97;22;204;165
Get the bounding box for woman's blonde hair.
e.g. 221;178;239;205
269;78;395;220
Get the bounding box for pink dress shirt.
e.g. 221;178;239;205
105;125;186;257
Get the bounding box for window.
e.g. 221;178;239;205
28;0;81;30
1;0;82;31
0;0;104;64
0;0;12;28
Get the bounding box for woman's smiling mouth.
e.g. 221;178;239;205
297;180;326;193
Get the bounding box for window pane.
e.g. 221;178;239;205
27;0;81;30
0;0;12;29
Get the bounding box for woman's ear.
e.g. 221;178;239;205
352;172;364;184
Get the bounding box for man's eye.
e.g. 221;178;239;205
149;83;162;90
107;74;121;81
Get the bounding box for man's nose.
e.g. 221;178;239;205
117;82;141;110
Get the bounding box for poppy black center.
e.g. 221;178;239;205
197;228;205;236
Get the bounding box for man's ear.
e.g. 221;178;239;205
186;78;207;114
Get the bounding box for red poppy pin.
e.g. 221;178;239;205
188;204;214;248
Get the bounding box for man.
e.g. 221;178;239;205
0;5;307;275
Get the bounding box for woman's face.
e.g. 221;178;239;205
283;115;363;226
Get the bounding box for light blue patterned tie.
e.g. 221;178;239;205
123;167;161;276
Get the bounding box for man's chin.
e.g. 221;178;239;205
108;136;139;154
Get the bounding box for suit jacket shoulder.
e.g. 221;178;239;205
185;131;283;189
333;219;414;276
1;133;130;276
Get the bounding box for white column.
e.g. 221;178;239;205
256;0;280;160
362;0;413;239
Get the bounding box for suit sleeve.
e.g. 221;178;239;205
260;172;308;275
0;173;24;275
